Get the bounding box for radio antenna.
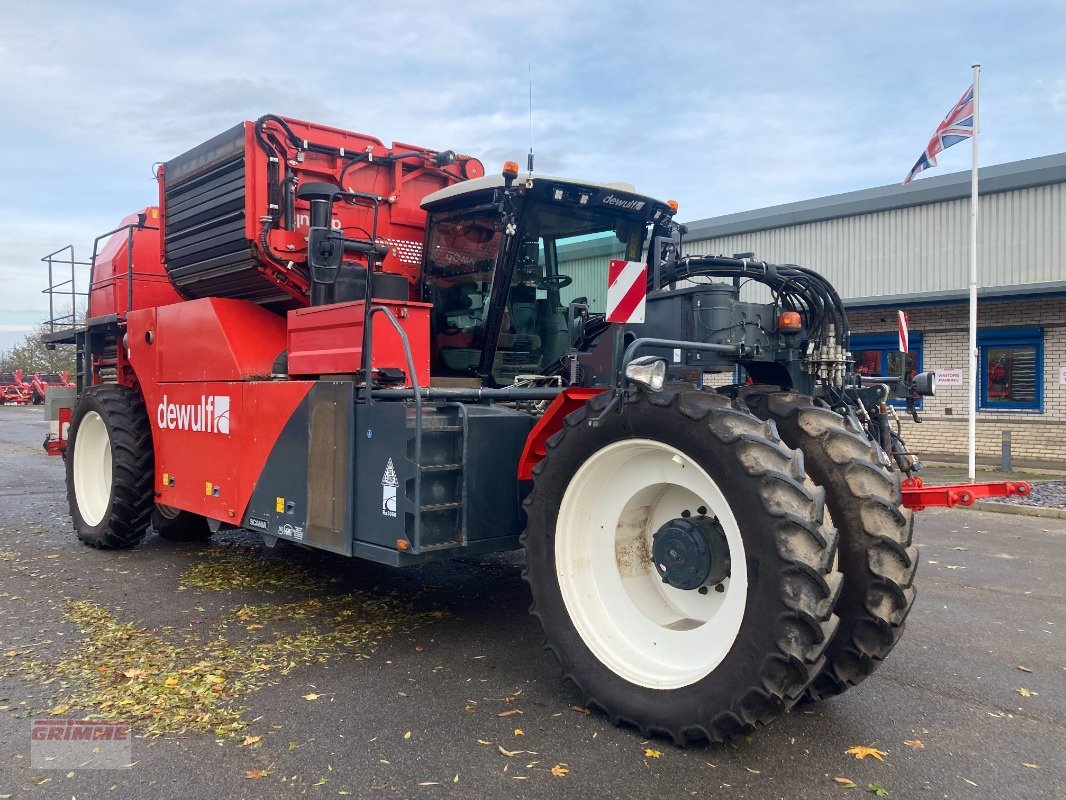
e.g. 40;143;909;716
527;64;535;174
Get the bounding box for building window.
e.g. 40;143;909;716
850;332;923;406
979;327;1042;411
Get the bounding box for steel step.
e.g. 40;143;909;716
420;501;462;513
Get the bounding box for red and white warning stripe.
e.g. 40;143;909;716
606;259;648;324
898;310;909;354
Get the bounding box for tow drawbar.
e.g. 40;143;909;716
901;477;1032;511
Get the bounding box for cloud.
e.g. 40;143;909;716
0;0;1063;328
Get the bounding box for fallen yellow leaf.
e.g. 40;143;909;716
123;669;146;679
833;777;857;788
551;764;569;777
303;693;320;701
164;676;179;687
1017;687;1033;697
404;731;412;740
514;728;524;736
1022;763;1039;769
644;748;662;759
845;746;887;761
903;739;924;750
240;735;261;747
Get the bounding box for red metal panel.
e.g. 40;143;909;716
128;298;287;383
901;476;1032;511
125;299;307;522
142;380;312;523
287;299;430;386
88;207;184;318
518;387;609;480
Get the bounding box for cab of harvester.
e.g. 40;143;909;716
416;168;672;386
42;114;1031;746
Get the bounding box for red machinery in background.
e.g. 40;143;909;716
29;371;75;405
0;370;31;405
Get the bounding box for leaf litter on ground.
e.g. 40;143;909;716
6;546;446;736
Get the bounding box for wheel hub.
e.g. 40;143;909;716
651;515;731;591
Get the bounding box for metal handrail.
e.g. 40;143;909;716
87;222;160;316
40;245;89;333
364;304;424;554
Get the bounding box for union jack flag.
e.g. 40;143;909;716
903;84;975;185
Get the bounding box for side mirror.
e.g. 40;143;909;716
567;298;589;348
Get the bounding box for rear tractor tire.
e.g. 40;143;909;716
522;388;842;744
66;384;155;549
740;390;917;701
152;505;213;542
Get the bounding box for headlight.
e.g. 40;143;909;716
625;356;667;392
912;371;936;397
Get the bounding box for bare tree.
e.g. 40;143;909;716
0;324;76;375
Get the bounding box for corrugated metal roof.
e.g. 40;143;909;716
554;153;1066;308
683;152;1066;239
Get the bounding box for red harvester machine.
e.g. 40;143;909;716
0;370;32;405
43;115;1028;743
29;371;75;405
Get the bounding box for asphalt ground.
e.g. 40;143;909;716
0;404;1063;799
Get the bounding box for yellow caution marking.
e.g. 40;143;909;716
276;497;285;513
205;482;213;496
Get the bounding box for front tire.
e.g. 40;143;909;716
523;388;841;744
66;384;154;549
741;390;917;701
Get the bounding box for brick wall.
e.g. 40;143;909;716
848;296;1066;468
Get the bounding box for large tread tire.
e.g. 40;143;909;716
152;507;213;542
740;390;917;701
522;387;842;744
66;384;154;549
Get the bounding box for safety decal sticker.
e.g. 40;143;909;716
382;458;399;517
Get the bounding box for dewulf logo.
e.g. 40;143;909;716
156;395;231;434
602;194;645;212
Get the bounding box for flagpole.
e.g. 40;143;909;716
967;63;981;483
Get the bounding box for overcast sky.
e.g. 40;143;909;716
1;0;1063;347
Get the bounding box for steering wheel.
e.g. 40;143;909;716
534;274;573;290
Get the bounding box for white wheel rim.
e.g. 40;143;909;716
73;411;112;527
555;438;748;690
